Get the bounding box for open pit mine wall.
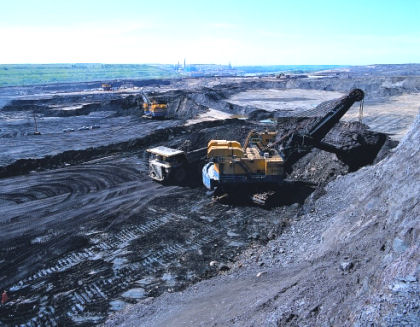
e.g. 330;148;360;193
0;119;245;179
1;90;214;120
310;113;420;325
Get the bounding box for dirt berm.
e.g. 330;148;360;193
105;114;419;326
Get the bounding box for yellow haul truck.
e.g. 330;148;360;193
147;146;207;184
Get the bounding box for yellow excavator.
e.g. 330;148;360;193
204;130;284;187
202;89;365;205
140;90;167;119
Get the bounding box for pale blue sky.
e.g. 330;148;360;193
1;0;419;65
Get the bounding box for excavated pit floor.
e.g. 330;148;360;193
0;117;391;326
0;149;292;326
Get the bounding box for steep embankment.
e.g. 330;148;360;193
105;114;419;326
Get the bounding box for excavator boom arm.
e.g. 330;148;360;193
280;88;365;169
307;88;364;140
140;90;151;105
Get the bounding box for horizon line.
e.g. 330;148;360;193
1;63;419;67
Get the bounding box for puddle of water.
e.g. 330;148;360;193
135;276;158;286
228;240;245;247
121;288;146;299
9;282;27;292
260;119;277;125
109;300;128;311
162;273;176;287
227;231;240;237
91;251;106;260
71;315;105;324
31;234;53;244
112;257;128;270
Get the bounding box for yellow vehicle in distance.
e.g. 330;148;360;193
101;83;112;91
141;90;167;119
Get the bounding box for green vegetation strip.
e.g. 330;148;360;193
0;64;179;87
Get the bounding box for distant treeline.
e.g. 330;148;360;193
0;63;344;87
234;65;342;74
0;64;179;87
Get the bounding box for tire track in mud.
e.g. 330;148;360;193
0;159;284;326
0;161;152;234
63;232;217;326
1;116;334;325
0;163;142;204
7;214;184;325
0;159;161;283
15;214;181;286
3;205;224;326
1;158;260;326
